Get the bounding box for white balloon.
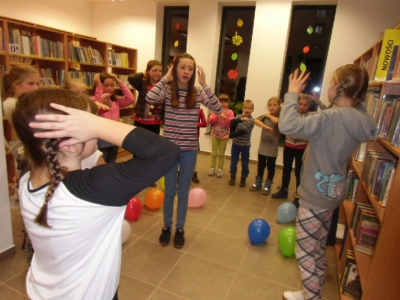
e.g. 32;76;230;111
121;220;131;244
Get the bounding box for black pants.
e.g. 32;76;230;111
256;154;277;181
112;287;119;300
281;146;305;190
99;146;119;163
134;120;161;135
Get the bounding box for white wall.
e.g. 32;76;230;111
91;2;160;73
0;0;93;36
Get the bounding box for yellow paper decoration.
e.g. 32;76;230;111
232;32;243;46
174;40;179;47
300;63;307;72
237;18;244;27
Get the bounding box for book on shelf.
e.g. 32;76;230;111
0;27;3;52
355;211;380;255
381;166;396;207
340;250;356;292
343;263;362;300
351;202;373;231
338;224;349;260
345;170;359;202
336;223;346;243
387;45;400;80
375;28;400;81
354;142;368;162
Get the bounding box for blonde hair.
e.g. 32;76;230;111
268;96;282;106
218;93;230;103
64;78;86;90
1;65;38;99
243;99;254;108
298;93;312;105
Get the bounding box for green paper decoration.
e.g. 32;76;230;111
303;46;310;54
231;53;238;60
307;26;314;34
300;63;307;72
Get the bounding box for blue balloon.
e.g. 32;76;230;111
277;202;298;223
248;219;271;244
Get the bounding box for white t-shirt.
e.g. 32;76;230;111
81;150;103;169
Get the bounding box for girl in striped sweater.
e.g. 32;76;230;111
146;53;223;248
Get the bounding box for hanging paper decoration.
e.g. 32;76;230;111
227;68;239;80
300;63;307;72
303;46;310;54
237;18;244;27
307;26;314;34
176;23;181;30
174;40;179;47
232;32;243;46
231;53;238;60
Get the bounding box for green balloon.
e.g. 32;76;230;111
278;227;297;258
231;53;238;60
307;26;313;34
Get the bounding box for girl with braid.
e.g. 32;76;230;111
13;88;179;300
280;65;377;300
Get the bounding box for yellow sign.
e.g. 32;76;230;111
375;29;400;81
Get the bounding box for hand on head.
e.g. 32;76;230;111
288;69;310;94
164;65;174;82
29;103;99;147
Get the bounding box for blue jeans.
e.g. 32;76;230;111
230;143;250;177
164;150;198;228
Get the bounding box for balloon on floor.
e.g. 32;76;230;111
248;218;271;244
277;202;298;223
125;196;142;221
121;220;131;244
145;188;164;209
278;226;296;258
188;187;207;207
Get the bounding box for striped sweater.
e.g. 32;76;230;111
146;78;222;150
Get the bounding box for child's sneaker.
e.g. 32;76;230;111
216;169;223;178
159;227;172;246
208;168;215;176
282;291;304;300
174;229;185;248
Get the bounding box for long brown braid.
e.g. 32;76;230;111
12;88;89;227
331;64;369;107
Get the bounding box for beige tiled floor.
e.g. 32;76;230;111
0;153;340;300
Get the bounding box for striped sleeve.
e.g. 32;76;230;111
200;86;222;114
146;78;168;104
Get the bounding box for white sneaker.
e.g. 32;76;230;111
208;168;215;176
216;169;223;177
283;291;304;300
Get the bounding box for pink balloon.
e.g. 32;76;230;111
188;188;207;208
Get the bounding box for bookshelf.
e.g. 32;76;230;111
336;25;400;300
1;16;138;177
0;16;137;87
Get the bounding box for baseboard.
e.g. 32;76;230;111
0;245;16;262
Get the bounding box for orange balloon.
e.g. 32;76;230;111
145;188;165;209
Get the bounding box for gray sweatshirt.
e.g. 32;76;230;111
279;92;378;209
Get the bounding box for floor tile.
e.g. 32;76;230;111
0;283;28;299
160;254;236;300
118;273;156;300
221;196;265;220
3;269;28;297
187;229;249;269
240;243;300;289
207;211;254;241
128;210;163;237
121;238;183;286
199;191;230;211
186;206;219;228
226;271;291;300
148;288;189;300
0;249;29;283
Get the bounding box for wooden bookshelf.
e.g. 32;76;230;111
336;24;400;300
1;16;138;181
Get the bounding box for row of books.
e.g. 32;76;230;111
9;28;64;59
108;50;130;68
361;149;396;207
0;27;3;52
68;69;97;88
345;170;359;203
360;56;379;82
38;68;65;87
68;44;105;65
9;57;34;64
364;91;400;147
339;249;362;299
351;203;380;255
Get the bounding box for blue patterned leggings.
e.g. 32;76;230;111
295;206;334;300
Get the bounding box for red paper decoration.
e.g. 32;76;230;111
303;46;310;54
227;68;239;80
176;23;181;30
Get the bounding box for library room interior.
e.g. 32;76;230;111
1;0;400;299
